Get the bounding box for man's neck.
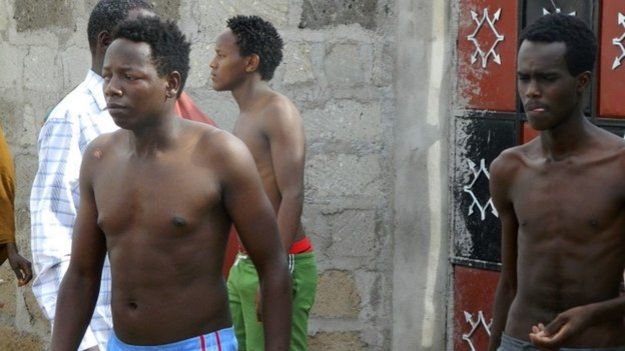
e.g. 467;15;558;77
91;53;103;77
91;64;102;77
231;77;272;113
540;110;592;161
129;113;181;157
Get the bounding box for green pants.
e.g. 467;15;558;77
227;252;317;351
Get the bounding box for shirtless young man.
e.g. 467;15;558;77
50;17;291;351
31;2;221;350
210;15;317;350
488;14;625;351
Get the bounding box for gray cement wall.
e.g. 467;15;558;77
392;1;454;350
0;0;456;350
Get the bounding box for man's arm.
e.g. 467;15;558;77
0;127;32;285
220;134;291;351
487;153;519;351
529;285;625;348
50;142;107;351
6;244;33;286
264;99;305;251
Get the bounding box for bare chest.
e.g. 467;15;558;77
92;156;221;235
512;161;625;238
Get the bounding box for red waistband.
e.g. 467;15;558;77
289;236;313;254
239;235;313;255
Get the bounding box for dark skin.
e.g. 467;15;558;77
50;38;291;350
210;29;305;254
210;29;305;321
488;40;625;351
70;8;154;351
0;242;31;310
0;244;32;287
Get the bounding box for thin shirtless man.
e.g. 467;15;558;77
210;15;317;351
50;17;291;351
488;14;625;351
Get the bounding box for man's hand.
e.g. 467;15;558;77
529;305;594;349
7;244;33;286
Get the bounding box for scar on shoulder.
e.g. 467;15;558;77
93;149;103;159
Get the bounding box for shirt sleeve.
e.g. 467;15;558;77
29;115;82;320
0;126;15;245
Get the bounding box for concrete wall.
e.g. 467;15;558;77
392;1;454;350
0;0;455;350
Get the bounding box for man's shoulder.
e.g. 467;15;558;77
592;125;625;149
46;80;97;122
490;143;532;179
495;143;531;163
189;121;240;154
254;92;303;138
191;122;252;167
265;91;293;106
83;130;123;158
263;91;297;113
586;126;625;165
254;91;297;121
603;137;625;168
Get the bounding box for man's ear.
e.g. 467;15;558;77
98;31;113;50
165;71;182;98
245;54;260;74
576;71;591;93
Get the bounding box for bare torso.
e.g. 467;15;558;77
504;131;625;346
92;123;232;345
232;92;304;243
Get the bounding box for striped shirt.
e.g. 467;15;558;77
30;70;118;351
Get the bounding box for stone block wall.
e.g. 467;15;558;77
0;0;398;350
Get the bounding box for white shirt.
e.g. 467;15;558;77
30;70;118;351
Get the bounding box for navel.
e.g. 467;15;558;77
171;216;188;227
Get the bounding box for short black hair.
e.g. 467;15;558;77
87;0;154;52
227;15;284;81
520;13;597;76
112;16;191;97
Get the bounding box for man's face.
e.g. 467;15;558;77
517;40;586;131
102;38;169;129
209;29;248;92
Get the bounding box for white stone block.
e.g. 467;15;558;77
306;153;383;198
60;46;90;90
24;46;61;92
324;43;371;87
0;42;24;89
282;41;315;85
304;100;382;142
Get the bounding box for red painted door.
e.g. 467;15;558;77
457;0;518;111
599;2;625;118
